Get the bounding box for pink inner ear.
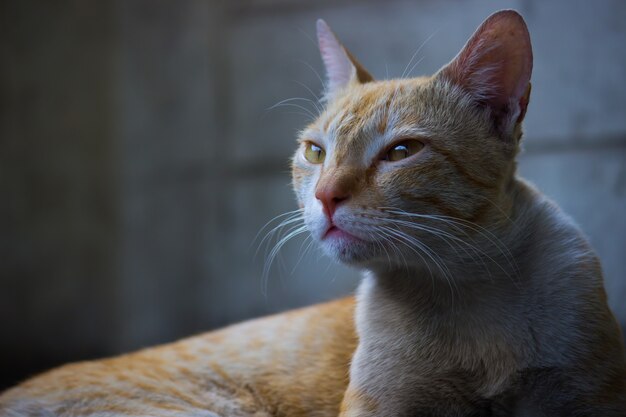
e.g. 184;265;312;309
441;10;533;113
317;19;355;93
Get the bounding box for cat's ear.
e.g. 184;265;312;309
316;19;373;97
437;10;533;136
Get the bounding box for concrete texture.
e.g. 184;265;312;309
1;0;119;385
1;0;624;389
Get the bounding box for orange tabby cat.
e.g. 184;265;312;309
2;10;625;417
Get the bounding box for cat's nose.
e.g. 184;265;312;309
315;182;350;220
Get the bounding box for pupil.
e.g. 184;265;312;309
396;145;408;158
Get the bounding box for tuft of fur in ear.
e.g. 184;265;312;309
316;19;373;98
437;10;533;137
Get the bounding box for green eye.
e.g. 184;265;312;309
304;142;326;164
384;140;424;162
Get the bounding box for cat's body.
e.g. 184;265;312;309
344;178;626;416
2;10;625;417
2;245;624;417
1;298;357;417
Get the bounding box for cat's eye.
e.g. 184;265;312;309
383;139;424;162
304;142;326;164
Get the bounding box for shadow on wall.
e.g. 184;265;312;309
1;0;625;390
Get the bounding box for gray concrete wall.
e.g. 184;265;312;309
1;0;119;386
1;0;624;389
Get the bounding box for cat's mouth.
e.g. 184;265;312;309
319;222;374;264
323;224;361;242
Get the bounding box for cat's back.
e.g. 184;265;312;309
0;297;357;417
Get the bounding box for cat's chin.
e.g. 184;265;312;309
320;231;376;265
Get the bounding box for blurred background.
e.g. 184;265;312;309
1;0;625;390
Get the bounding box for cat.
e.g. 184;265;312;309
2;9;625;417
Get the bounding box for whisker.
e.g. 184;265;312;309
383;225;454;283
425;214;521;280
254;212;305;260
405;56;426;78
251;209;303;250
290;235;316;275
297;59;325;89
377;216;494;281
381;225;455;301
262;225;309;296
267;100;319;120
381;207;521;281
401;30;438;79
292;80;323;111
375;228;410;273
374;231;393;266
297;27;318;48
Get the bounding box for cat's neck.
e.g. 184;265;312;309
360;264;526;323
357;178;546;330
353;176;603;388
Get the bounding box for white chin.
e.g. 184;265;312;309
320;236;374;265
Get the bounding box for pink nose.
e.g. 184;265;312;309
315;183;350;220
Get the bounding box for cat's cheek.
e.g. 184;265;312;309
303;204;329;241
295;176;320;219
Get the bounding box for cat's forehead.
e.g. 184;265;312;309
305;77;433;163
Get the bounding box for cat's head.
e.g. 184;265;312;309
292;10;532;270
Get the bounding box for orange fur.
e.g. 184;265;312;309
1;298;356;416
3;10;625;417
